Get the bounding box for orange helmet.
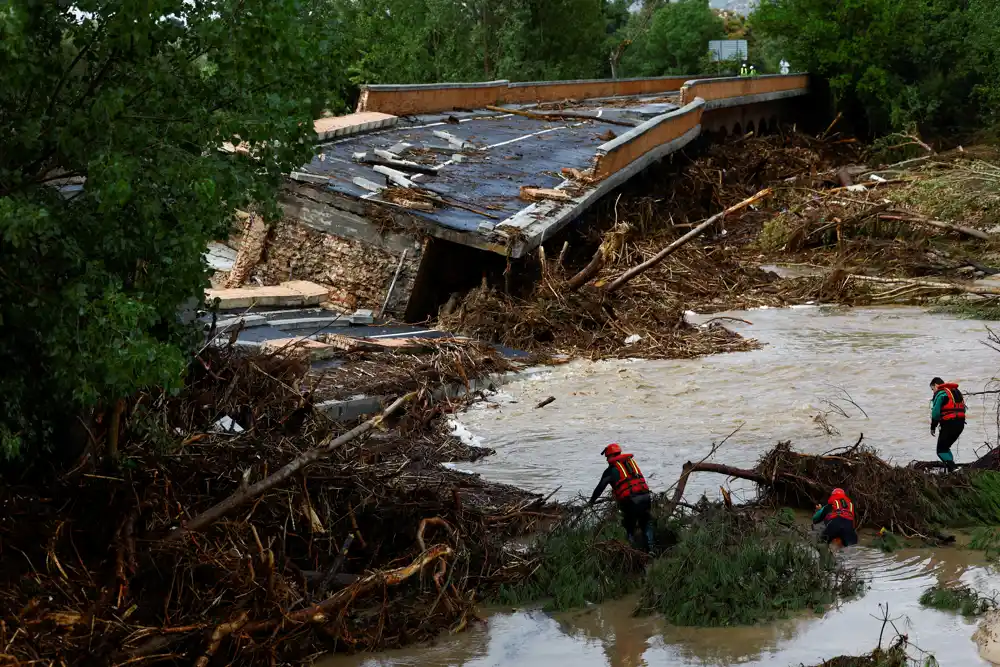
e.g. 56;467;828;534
602;443;622;457
829;488;847;503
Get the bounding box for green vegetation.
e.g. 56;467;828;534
623;0;725;76
967;527;1000;559
752;0;1000;136
872;530;904;553
932;299;1000;321
500;505;862;624
0;0;341;460
494;508;645;610
925;470;1000;528
919;583;997;616
637;509;862;626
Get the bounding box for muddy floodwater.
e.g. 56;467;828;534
327;306;1000;667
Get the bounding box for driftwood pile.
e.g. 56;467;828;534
669;437;1000;540
0;347;557;666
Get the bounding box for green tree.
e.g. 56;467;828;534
630;0;724;76
0;0;343;460
752;0;996;135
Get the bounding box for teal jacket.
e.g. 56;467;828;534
812;504;831;524
930;391;948;422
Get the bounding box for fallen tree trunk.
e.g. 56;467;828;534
878;214;991;240
605;188;772;293
165;391;416;540
484;105;636;128
848;274;1000;296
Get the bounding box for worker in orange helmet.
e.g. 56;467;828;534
589;443;653;552
812;487;858;548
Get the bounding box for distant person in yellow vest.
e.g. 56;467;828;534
930;377;966;471
740;62;749;77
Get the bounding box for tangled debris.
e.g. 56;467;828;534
438;131;1000;361
0;347;558;666
675;438;1000;540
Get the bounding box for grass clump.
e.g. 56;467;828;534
757;213;797;251
636;508;863;626
493;507;647;611
873;529;905;553
968;526;1000;559
932;298;1000;321
919;583;996;616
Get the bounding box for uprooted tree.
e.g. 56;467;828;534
0;0;345;461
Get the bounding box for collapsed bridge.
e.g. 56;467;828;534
270;73;811;320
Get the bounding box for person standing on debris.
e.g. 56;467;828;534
589;443;654;552
930;377;966;471
812;487;858;548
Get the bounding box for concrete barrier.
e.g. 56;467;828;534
679;74;809;107
503;76;688;105
357;76;692;116
356;80;510;116
592;100;704;180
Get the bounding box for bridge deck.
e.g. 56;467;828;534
292;94;680;255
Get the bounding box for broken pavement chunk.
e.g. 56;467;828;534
432;130;471;149
518;186;573;203
259;337;339;361
205;280;330;309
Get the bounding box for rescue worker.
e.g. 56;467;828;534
930;377;965;471
589;443;654;552
740;62;749;77
812;487;858;547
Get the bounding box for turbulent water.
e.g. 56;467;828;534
325;306;1000;667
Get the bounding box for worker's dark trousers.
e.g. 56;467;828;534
821;517;858;547
620;493;653;552
937;420;965;466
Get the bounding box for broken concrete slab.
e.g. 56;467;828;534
213;314;268;330
259;337;339;361
314;112;398;141
349;309;375;325
205;242;238;272
205;280;330;309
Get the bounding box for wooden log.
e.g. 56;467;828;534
165;392;416;540
878;214;991;240
484;104;636;128
605;188;772;293
848;274;1000;296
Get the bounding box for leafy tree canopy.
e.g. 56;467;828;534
0;0;343;459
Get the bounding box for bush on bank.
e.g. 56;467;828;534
498;503;863;624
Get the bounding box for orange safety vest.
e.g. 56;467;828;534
825;497;855;523
936;384;966;421
608;454;649;500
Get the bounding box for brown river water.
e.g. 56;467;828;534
326;306;1000;666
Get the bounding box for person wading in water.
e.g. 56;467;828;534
812;487;858;548
930;377;966;471
589;443;654;552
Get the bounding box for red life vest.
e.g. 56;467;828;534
936;384;966;421
825;496;855;523
608;453;649;500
